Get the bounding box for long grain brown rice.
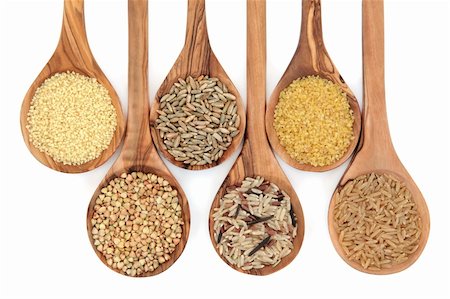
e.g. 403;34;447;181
333;173;421;270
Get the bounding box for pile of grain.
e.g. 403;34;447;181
273;76;354;167
90;172;183;277
155;75;240;166
333;173;421;270
213;177;297;270
26;71;117;165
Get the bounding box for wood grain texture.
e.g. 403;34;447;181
86;0;190;277
149;0;246;170
208;0;304;276
20;0;125;173
327;0;430;275
265;0;361;172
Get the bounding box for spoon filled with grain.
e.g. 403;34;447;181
328;0;429;274
20;0;125;173
86;0;190;277
208;0;304;275
149;0;246;170
266;0;361;172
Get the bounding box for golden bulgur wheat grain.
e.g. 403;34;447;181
273;76;354;167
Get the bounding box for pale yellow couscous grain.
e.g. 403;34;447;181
273;76;354;167
26;71;117;165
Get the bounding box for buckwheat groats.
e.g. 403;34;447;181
26;71;117;165
213;177;297;270
333;173;422;270
89;172;183;277
155;75;240;166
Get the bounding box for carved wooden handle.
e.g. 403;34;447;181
247;0;267;149
60;0;88;48
183;0;211;75
123;0;152;165
297;0;336;75
362;0;393;149
299;0;324;51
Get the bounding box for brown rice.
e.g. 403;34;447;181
333;173;421;270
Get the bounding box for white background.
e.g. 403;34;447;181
1;0;449;298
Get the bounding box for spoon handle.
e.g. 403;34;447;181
295;0;333;74
183;0;210;74
362;0;394;150
124;0;152;166
299;0;324;53
247;0;269;156
59;0;90;53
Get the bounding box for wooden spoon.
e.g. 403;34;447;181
327;0;430;275
208;0;304;275
266;0;361;172
149;0;246;170
20;0;125;173
86;0;190;277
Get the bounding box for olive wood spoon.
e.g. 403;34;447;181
149;0;246;170
20;0;125;173
87;0;190;277
266;0;361;172
208;0;304;275
327;0;430;275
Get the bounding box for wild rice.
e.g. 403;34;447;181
213;177;297;270
333;173;422;270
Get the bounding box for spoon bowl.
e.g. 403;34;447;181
20;0;125;173
266;0;361;172
328;168;429;275
327;0;429;274
208;0;304;275
208;143;305;275
87;163;190;277
149;0;246;171
87;0;190;277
